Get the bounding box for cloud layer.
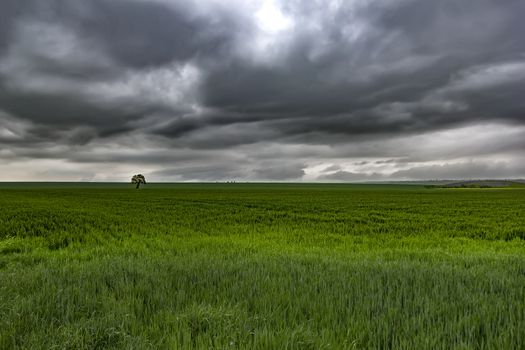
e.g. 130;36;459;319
1;0;524;181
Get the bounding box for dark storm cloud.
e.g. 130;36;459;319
67;0;246;69
198;0;525;142
0;0;247;146
1;0;525;180
0;0;246;67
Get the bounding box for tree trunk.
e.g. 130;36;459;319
136;182;140;189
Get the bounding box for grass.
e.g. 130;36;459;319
1;183;525;349
427;180;525;189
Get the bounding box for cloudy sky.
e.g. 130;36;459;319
1;0;524;181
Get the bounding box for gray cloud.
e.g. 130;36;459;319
319;171;385;182
252;163;305;181
1;0;524;181
152;163;246;181
391;161;525;180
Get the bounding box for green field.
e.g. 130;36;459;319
1;183;524;349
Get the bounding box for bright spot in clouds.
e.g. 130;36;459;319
255;0;293;33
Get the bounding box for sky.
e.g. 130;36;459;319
1;0;524;182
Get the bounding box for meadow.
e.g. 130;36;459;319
0;183;524;349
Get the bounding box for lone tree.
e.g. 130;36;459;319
131;174;146;189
